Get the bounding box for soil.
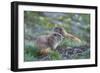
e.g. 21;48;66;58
37;46;90;61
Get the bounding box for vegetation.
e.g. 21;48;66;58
24;11;90;61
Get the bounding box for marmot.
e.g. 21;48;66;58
35;27;81;55
35;32;64;55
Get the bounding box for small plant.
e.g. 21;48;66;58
24;45;39;61
49;50;62;60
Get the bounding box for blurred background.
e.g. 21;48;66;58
24;11;90;61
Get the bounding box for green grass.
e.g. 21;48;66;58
24;39;90;61
49;50;62;60
24;45;62;61
24;45;39;61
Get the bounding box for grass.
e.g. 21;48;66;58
50;50;62;60
24;45;39;61
24;45;64;61
24;39;90;61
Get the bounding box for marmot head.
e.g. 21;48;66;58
50;32;64;42
53;27;66;37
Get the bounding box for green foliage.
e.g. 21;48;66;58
24;45;39;61
49;50;62;60
24;45;62;61
24;11;90;61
